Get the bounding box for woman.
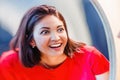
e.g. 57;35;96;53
0;5;109;80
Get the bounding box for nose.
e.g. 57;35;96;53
50;32;60;41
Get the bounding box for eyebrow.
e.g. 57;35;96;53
57;25;63;28
40;25;63;29
40;27;50;29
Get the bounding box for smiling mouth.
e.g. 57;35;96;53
49;43;62;48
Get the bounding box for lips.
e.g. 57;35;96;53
49;43;62;48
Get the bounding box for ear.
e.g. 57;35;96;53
30;39;36;48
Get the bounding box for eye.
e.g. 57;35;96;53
40;30;50;35
57;28;64;33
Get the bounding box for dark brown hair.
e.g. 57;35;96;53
10;5;85;67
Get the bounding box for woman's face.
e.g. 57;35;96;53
32;15;68;57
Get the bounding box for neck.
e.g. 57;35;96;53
40;54;67;67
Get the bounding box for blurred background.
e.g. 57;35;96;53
0;0;120;80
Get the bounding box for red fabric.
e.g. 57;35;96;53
0;46;109;80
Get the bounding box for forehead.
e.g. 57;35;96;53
34;15;64;29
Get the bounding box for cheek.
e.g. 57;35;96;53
62;32;68;42
34;36;49;49
64;37;68;45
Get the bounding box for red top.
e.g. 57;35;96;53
0;46;109;80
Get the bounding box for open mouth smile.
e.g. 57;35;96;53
49;43;62;48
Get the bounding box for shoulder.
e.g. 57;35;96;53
80;45;99;53
0;50;24;79
80;45;108;60
75;45;107;56
0;50;19;66
74;45;109;74
74;45;101;57
73;45;109;66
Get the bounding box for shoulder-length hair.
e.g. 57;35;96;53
10;5;85;67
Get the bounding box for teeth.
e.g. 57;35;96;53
50;44;61;47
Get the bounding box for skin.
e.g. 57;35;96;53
96;71;109;80
31;15;68;66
